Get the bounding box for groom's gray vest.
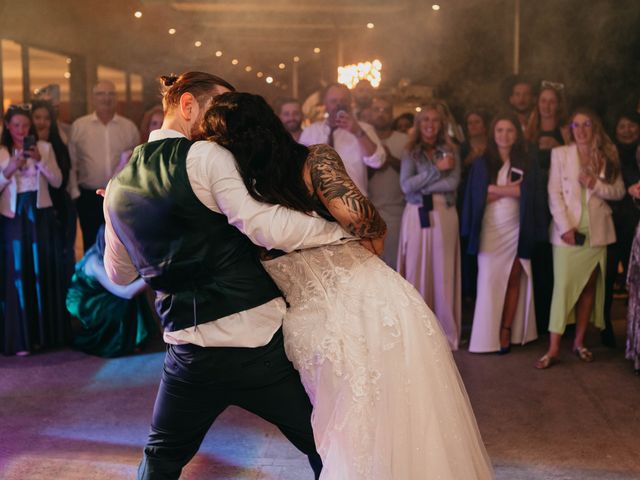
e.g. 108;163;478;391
107;137;282;332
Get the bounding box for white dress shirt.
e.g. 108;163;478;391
68;112;140;198
299;120;386;196
104;128;349;348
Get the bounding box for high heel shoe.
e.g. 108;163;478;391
498;326;511;355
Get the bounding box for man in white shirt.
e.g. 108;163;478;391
69;80;140;251
368;96;407;269
299;83;385;195
104;72;348;480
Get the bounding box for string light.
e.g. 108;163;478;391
266;76;274;84
367;23;374;29
293;56;300;63
231;59;239;65
278;63;286;70
313;47;321;54
245;66;252;72
134;11;142;18
168;28;176;35
257;72;264;78
432;4;441;10
194;41;202;47
415;106;422;112
63;72;71;79
215;50;223;57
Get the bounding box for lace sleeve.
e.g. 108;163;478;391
308;144;386;238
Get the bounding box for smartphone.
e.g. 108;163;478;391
418;194;433;228
510;167;524;182
22;135;36;156
574;232;586;246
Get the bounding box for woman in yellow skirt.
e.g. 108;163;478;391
536;108;625;369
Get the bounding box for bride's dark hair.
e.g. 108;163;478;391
203;92;316;214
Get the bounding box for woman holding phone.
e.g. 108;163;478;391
397;102;462;350
536;108;625;369
0;104;66;356
462;113;542;354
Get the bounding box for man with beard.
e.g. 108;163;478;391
275;97;304;142
368;96;407;269
104;72;349;479
508;77;535;131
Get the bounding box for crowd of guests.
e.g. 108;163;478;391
0;80;158;357
2;76;640;378
275;77;640;374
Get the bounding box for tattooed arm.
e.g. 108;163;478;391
308;144;387;240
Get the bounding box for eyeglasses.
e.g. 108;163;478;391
570;120;593;129
7;103;32;113
541;80;565;92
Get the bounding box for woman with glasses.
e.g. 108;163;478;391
536;108;625;369
0;104;66;356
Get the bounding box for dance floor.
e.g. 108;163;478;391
1;299;639;480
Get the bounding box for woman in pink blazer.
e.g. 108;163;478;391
536;108;625;369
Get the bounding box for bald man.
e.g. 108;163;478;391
69;80;140;250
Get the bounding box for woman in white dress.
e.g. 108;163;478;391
203;93;494;479
461;113;540;354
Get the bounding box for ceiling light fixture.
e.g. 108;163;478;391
215;50;223;57
432;4;441;11
266;76;274;84
278;63;286;70
168;28;176;35
313;47;321;54
134;11;142;18
367;23;374;29
194;41;202;47
231;59;239;65
293;56;300;63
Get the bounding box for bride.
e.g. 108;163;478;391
203;92;494;480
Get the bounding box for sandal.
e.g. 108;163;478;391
534;354;557;370
573;346;593;363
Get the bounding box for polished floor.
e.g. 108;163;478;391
1;299;639;480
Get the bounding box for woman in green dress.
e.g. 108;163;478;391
536;108;625;369
67;226;156;357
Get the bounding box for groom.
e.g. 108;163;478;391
103;72;348;479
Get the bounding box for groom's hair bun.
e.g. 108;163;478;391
160;71;236;111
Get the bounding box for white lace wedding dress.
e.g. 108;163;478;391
263;241;494;479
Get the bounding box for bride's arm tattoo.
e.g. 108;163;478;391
308;144;386;238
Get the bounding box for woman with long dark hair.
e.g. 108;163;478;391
203;92;493;479
0;104;67;355
462;113;542;354
31;99;77;284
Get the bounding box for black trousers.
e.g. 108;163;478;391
137;329;321;480
532;241;554;334
76;187;104;252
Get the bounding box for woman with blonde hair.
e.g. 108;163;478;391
397;102;462;350
536;108;625;368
